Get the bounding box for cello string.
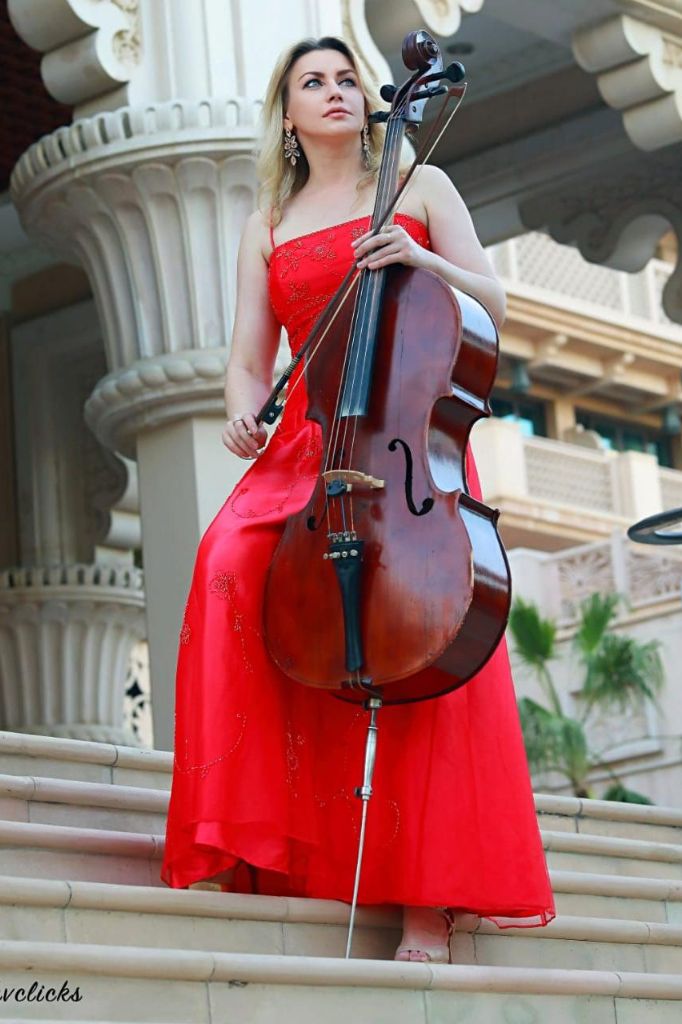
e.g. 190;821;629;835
276;86;464;432
343;87;465;471
323;271;362;474
343;117;404;521
335;114;402;480
338;82;467;525
325;276;365;537
327;96;409;485
261;82;466;435
327;114;406;535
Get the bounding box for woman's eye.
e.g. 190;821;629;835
303;76;357;88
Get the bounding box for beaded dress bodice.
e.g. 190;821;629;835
268;213;431;354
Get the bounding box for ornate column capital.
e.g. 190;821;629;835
85;349;229;458
573;13;682;151
10;98;260;458
7;0;141;114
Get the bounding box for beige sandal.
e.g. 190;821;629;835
394;908;456;964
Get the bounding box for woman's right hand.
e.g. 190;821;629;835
222;413;268;459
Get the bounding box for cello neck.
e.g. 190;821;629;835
370;116;407;230
338;116;407;419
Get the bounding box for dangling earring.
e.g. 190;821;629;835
283;126;300;166
361;124;371;168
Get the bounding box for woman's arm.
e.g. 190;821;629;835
222;210;282;459
351;165;506;329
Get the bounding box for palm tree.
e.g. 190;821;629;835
510;593;664;800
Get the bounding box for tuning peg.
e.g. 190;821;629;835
444;62;466;82
380;84;397;102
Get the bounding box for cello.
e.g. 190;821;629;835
256;30;512;955
260;31;511;705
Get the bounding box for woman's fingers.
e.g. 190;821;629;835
353;232;389;261
241;413;268;449
222;424;253;459
357;243;404;268
352;226;404;260
222;414;266;459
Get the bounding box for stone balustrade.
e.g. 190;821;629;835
488;231;678;334
470;418;682;546
507;527;682;801
508;532;682;626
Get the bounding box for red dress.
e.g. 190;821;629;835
161;213;555;926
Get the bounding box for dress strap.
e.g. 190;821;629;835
269;213;276;252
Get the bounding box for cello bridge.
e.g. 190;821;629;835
321;469;385;493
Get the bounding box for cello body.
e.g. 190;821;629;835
264;264;511;705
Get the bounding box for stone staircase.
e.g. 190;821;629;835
0;731;681;1022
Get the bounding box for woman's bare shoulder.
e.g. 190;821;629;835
411;165;460;207
241;208;272;262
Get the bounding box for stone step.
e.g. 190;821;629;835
536;793;682;848
553;869;682;924
1;867;680;928
0;821;162;887
1;874;682;974
0;773;167;834
3;730;682;845
542;829;682;880
0;732;172;791
3;817;682;890
0;940;681;1023
3;762;682;866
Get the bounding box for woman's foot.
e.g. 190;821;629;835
188;867;235;892
394;906;455;963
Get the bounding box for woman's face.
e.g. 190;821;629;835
283;48;366;146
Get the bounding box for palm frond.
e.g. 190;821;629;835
556;715;590;791
581;634;664;712
573;592;620;659
517;697;561;773
509;598;556;669
510;598;563;713
518;698;590;794
603;782;653;805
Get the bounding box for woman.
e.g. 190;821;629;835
161;35;555;963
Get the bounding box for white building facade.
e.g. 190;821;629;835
2;0;682;802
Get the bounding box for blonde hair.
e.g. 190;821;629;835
257;36;410;227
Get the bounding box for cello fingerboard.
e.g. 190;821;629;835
339;116;405;419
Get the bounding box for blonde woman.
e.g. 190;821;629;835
161;36;554;963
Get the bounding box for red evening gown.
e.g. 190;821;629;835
161;213;555;927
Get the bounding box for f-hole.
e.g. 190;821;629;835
388;438;434;516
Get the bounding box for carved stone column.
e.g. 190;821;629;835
0;300;145;744
0;564;145;744
8;0;350;748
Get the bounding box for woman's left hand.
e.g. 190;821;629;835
351;224;429;271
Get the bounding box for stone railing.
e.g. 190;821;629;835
523;436;619;514
660;467;682;512
508;533;682;775
509;533;682;625
488;231;679;333
471;418;679;525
